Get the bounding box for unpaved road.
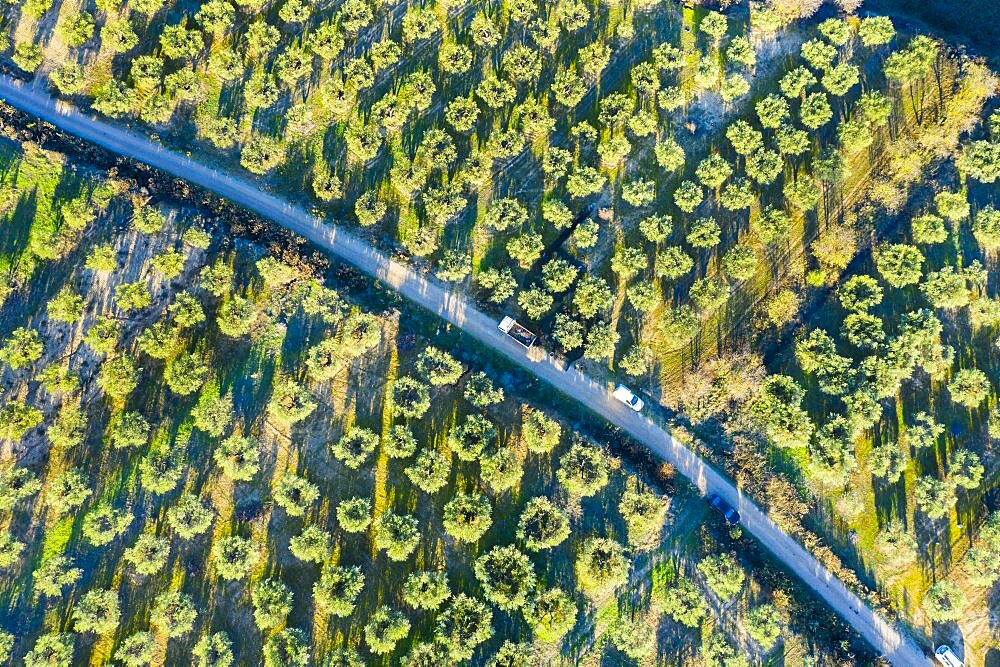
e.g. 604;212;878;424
0;75;931;666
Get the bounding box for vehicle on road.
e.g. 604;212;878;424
498;316;537;348
612;384;644;411
707;493;740;526
935;646;963;667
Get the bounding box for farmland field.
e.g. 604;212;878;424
0;132;883;665
1;0;1000;664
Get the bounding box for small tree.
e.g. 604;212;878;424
192;632;233;667
443;493;492;543
474;545;537;611
73;588;120;635
82;504;134;546
364;606;410;655
34;556;82;598
391;376;431;418
24;634;74;667
331;427;380;469
168;493;214;539
213;434;260;481
876;244;924;288
403;444;453;492
115;632;154;667
151;591;197;638
263;628;310;667
211;535;259;580
618;480;668;550
252;579;294;630
274;473;319;516
337;497;372;533
436;594;493;661
915;476;956;520
659;578;707;628
45;468;91;515
123;534;170;576
948;368;990;408
524;587;577;642
697;553;745;601
463;372;504;408
517;497;570;550
745;603;782;650
403;570;451;611
289;525;331;563
874;522;917;570
923;581;964;623
575;537;629;599
557;442;609;497
374;511;420;561
522;410;561;454
0;327;42;369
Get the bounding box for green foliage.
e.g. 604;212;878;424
264;628;310;667
45;467;90;515
47;287;84;323
73;588;120;635
191;385;233;437
517;497;570;550
0;532;25;569
698;553;745;601
34;556;82;598
859;15;895;47
403;570;451;611
82;504;133;546
211;535;259;580
521;410;561;454
24;634;74;667
331;426;379;469
436;594;493;661
274;473;320;516
0;327;42;369
114;631;154;667
123;534;170;576
745;603;782;649
375;511;420;561
168;493;214;539
193;633;233;667
575;537;628;599
443;493;492;542
524;587;577;642
214;434;260;481
557;442;609;497
289;525;332;563
364;606;410;655
474;545;536;611
659;577;707;628
268;378;317;425
949;368;990;408
750;375;813;449
915;475;956;519
404;448;451;494
252;579;294;630
618;480;668;550
463;372;504;408
876;243;924;287
923;580;964;622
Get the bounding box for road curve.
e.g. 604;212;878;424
0;76;930;666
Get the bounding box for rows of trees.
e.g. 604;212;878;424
0;173;694;663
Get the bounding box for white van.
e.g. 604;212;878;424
613;384;644;411
935;646;963;667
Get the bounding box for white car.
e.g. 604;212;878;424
613;384;644;411
935;646;963;667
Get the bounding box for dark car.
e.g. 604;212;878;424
707;493;740;526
